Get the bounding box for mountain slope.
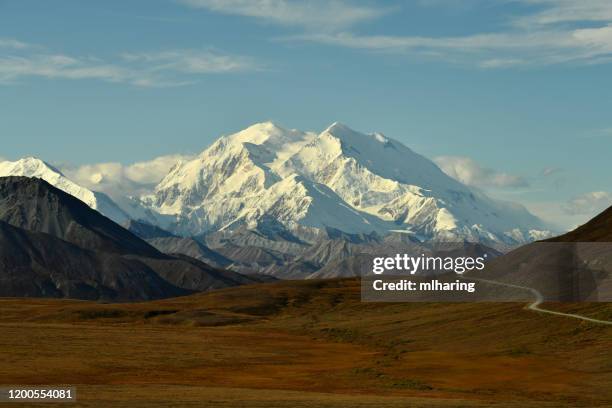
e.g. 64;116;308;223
124;219;176;239
148;122;550;246
0;176;160;257
279;122;547;243
474;205;612;301
0;220;186;300
146;236;232;269
0;177;262;299
147;122;316;235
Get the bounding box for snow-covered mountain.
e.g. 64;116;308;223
0;157;130;223
1;123;552;248
146;122;551;246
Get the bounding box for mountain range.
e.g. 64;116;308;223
0;122;552;249
147;122;551;246
1;115;610;296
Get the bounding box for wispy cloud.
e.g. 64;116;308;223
513;0;612;27
521;200;584;231
0;54;132;85
434;155;529;189
0;47;259;87
288;25;612;67
562;191;612;215
275;0;612;68
0;38;33;49
177;0;390;29
121;49;259;74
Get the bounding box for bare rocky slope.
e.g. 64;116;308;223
0;177;261;301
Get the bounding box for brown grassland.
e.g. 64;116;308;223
0;278;611;407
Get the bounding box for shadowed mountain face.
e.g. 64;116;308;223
0;177;161;258
146;237;232;269
124;220;235;270
124;219;176;240
0;177;260;301
546;205;612;242
0;220;185;300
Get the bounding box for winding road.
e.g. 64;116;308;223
466;276;612;326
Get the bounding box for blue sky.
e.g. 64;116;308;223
1;0;611;229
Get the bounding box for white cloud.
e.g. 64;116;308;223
479;58;526;68
521;200;586;231
0;48;258;87
177;0;389;29
562;191;612;215
0;38;32;49
60;154;194;199
514;0;612;27
0;54;130;84
289;26;612;66
280;1;612;67
124;154;193;184
289;30;573;51
434;155;529;189
121;50;258;74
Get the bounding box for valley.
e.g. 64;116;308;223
1;279;611;407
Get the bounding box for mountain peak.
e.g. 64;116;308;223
236;121;285;137
248;120;283;130
322;122;391;147
0;156;130;224
5;156;63;176
323;121;354;135
323;123;391;146
226;121;311;148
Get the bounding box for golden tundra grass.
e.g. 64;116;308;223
0;278;611;407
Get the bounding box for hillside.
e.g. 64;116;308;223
0;177;261;300
0;176;159;257
0;220;186;300
475;204;612;301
